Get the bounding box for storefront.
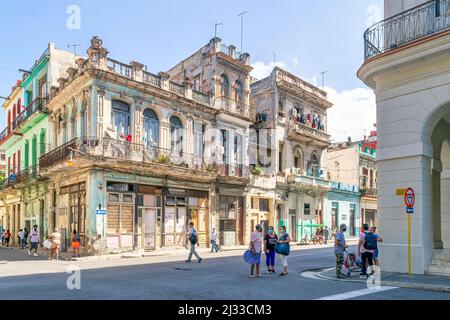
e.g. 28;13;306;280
219;195;244;246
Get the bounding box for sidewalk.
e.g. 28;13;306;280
314;267;450;293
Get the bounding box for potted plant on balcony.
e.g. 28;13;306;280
206;163;219;173
252;165;263;176
155;154;170;165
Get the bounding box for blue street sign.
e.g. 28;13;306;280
406;207;414;214
96;210;107;215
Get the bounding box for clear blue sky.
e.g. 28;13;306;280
0;0;382;130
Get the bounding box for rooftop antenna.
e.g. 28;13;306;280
238;11;248;53
215;21;223;39
320;71;329;89
68;44;81;56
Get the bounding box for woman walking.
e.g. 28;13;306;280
264;226;278;274
277;226;291;276
71;230;81;257
248;224;263;278
5;229;11;247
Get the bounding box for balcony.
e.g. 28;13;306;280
215;97;249;118
364;0;450;61
288;167;331;190
287;119;331;146
39;138;249;178
360;187;377;197
0;165;39;191
0;97;49;146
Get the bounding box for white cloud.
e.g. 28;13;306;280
325;86;376;142
250;60;288;80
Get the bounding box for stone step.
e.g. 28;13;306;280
427;264;450;276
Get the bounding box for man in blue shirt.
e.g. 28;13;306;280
334;224;349;279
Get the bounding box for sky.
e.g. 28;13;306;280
0;0;383;142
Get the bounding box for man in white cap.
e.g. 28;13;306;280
334;224;348;279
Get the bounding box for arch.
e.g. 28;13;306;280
221;74;230;98
234;80;244;105
170;115;183;155
112;100;131;139
293;146;303;174
143;108;159;148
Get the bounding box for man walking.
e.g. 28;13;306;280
23;227;29;249
334;224;348;279
358;224;376;278
185;222;202;263
28;225;39;257
210;228;221;253
324;226;329;245
18;229;24;248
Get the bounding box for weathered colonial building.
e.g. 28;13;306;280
0;44;77;244
34;37;251;254
250;67;333;242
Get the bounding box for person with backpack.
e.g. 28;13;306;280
185;222;202;263
263;226;278;274
358;223;376;278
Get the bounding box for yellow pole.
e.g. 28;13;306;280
408;213;412;276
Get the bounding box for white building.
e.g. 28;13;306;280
358;0;450;275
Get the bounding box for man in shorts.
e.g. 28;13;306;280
28;225;40;257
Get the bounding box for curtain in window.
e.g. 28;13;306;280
112;100;130;140
170;116;183;156
143;109;159;148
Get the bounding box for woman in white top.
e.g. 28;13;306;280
249;224;264;278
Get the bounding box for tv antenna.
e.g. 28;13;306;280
68;44;82;56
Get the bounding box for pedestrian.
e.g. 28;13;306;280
49;228;61;261
71;230;81;257
277;225;291;276
324;226;329;245
370;226;383;268
334;223;349;279
210;228;221;253
23;227;29;248
5;229;11;247
358;223;376;278
263;226;278;274
248;224;263;278
28;225;39;257
185;222;202;263
18;229;24;248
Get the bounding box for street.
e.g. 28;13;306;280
1;245;449;300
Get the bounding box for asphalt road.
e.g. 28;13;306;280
0;245;449;300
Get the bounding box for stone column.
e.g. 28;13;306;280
97;88;105;143
185;115;194;155
432;158;443;249
130;61;144;82
159;72;170;91
134;97;143;145
160;120;171;150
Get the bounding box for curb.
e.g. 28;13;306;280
310;268;450;293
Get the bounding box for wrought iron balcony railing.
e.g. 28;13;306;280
0;97;48;145
0;165;39;191
288;120;331;143
364;0;450;60
39;138;250;178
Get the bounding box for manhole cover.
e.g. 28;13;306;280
174;268;192;271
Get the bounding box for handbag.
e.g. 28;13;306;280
243;249;261;265
275;243;290;256
43;239;52;249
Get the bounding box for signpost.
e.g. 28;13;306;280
404;188;415;276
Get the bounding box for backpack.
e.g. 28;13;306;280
190;233;198;245
364;232;377;250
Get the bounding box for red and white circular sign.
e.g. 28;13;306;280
404;188;415;208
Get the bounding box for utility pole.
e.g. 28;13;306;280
68;44;82;57
238;11;247;53
320;71;329;89
215;21;223;39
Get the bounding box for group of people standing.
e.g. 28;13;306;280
246;224;291;278
334;223;383;279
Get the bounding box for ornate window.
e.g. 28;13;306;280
112;100;130;140
170;116;183;156
221;74;230;98
294;147;303;174
143;109;159;148
234;80;244;105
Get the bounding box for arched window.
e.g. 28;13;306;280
308;152;320;177
7;110;11;132
143;109;159;148
17;99;21;115
221;74;230;98
112;100;130;140
235;80;244;105
170;116;183;155
294;147;303;175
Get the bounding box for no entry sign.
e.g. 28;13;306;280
404;188;415;208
